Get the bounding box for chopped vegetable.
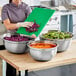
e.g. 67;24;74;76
25;21;40;32
42;31;72;39
30;43;56;49
4;35;32;42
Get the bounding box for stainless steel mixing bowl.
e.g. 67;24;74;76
27;40;57;61
55;38;72;52
40;35;72;52
3;33;34;54
4;40;28;54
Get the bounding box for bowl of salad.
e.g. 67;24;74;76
40;30;73;52
3;33;34;54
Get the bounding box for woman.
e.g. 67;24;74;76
1;0;36;76
2;0;36;37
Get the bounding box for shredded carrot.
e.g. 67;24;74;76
30;43;56;49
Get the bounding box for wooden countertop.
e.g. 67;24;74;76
0;40;76;71
0;7;2;17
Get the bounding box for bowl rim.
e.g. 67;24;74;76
2;33;35;44
27;40;58;50
40;35;73;41
3;39;28;44
3;36;34;44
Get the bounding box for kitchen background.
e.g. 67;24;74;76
0;0;76;76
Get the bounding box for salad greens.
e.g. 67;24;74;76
42;31;73;39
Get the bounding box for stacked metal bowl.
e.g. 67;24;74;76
40;30;73;52
2;33;34;54
28;40;58;61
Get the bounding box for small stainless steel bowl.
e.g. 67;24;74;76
27;40;57;61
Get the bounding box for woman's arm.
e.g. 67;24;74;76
3;19;18;30
2;5;33;30
4;19;36;38
3;19;33;30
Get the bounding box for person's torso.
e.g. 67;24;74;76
6;2;28;23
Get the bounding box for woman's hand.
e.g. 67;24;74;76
25;22;34;28
17;22;34;28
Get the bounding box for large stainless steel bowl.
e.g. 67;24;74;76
40;34;73;52
55;38;72;52
27;40;57;61
3;33;34;54
4;40;28;54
